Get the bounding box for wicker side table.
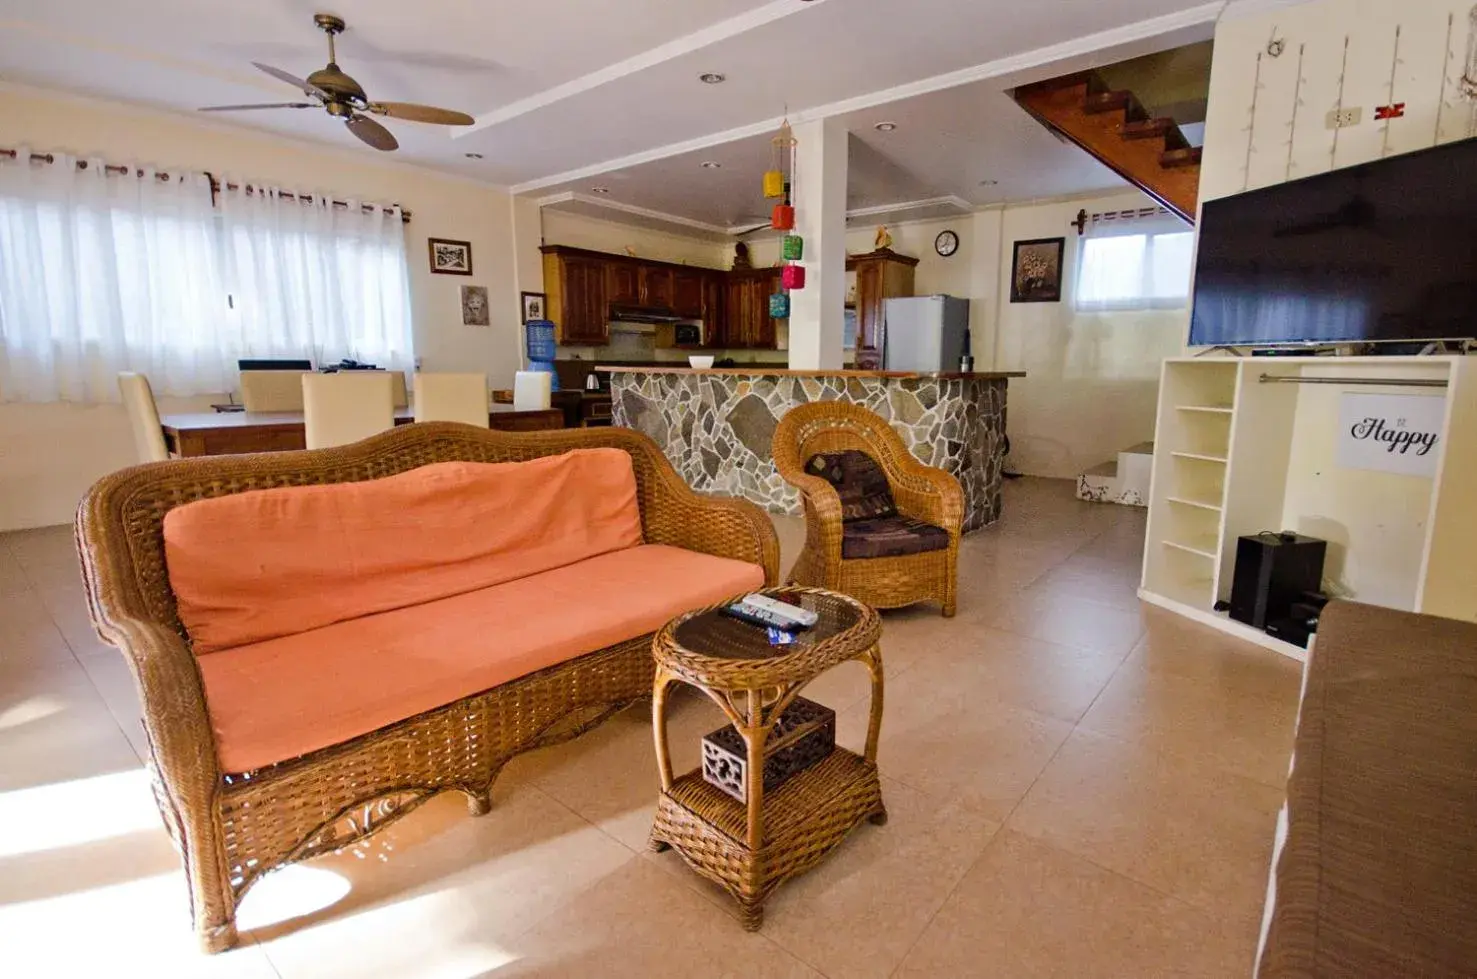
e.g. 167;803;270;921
649;586;886;930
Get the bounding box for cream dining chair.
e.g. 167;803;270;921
240;370;309;412
117;371;169;463
413;372;489;427
301;372;395;449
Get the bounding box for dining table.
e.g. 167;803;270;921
159;405;566;457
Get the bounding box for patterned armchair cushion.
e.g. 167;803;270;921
841;516;950;560
806;450;898;522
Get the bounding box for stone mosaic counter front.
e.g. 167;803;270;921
602;367;1021;533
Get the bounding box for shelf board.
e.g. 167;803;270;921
1171;451;1228;464
1162;538;1218;560
1166;495;1223;513
1175;404;1234;415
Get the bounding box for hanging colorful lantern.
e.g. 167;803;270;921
771;203;795;230
762;119;797;200
769;291;791;319
781;234;804;261
782;264;806;290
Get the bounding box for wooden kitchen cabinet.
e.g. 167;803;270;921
604;262;640;307
542;251;609;344
671;269;705;319
847;248;919;369
725;269;783;348
700;272;726;345
640;266;675;309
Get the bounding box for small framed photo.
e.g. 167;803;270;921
429;238;473;276
1010;236;1065;303
521;291;547;324
461;285;490;326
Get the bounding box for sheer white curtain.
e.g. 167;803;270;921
218;183;413;371
1074;208;1194;313
0;149;231;402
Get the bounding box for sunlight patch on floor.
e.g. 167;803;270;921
0;768;158;857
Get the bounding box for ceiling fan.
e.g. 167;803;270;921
198;13;476;152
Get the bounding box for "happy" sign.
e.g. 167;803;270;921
1335;392;1445;477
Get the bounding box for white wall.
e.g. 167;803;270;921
1201;0;1470;202
992;191;1188;478
0;83;518;530
540;210;729;268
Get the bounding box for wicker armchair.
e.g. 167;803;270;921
772;401;963;616
76;423;779;952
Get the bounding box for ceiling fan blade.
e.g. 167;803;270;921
368;102;475;126
346;113;399;152
198;102;317;112
252;61;330;100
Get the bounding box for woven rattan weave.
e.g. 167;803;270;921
649;586;885;929
75;422;779;952
771;402;963;616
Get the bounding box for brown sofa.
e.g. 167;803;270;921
1256;600;1477;977
77;422;779;952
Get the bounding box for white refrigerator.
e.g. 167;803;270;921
882;295;971;372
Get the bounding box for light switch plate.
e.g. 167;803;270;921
1325;107;1362;129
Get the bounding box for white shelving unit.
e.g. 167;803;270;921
1140;355;1477;661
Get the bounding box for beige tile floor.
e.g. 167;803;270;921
0;478;1304;978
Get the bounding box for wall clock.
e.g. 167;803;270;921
934;229;959;258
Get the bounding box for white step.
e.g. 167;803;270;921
1076;442;1153;507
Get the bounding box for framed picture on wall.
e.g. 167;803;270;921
461;285;490;326
428;238;473;275
521;291;546;323
1009;236;1065;303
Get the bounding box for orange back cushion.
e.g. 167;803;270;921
164;449;643;653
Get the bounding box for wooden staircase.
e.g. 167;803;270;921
1015;72;1201;223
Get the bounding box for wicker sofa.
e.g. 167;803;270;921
76;422;779;953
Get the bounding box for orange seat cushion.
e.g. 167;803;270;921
164;451;642;654
197;544;765;773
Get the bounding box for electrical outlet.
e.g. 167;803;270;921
1325;107;1362;129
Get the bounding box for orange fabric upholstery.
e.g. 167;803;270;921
197;544;765;773
164;450;642;654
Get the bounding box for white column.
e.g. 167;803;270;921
509;195;545;374
786;117;848;370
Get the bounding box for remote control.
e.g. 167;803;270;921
727;597;810;632
722;603;794;630
742;594;819;628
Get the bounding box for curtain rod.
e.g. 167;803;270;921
0;148;412;223
1070;205;1172;236
1258;373;1448;388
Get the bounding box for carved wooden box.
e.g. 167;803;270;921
701;697;836;803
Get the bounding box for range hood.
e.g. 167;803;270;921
607;303;684;324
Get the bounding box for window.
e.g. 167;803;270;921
0;150;413;403
1074;210;1194;313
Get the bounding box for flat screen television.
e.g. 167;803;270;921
1188;137;1477;347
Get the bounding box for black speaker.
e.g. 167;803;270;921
1229;532;1327;630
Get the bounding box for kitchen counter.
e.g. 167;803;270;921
604;365;1021;532
597;366;1025;380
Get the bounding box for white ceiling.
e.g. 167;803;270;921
0;0;1220;228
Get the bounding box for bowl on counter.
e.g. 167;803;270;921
687;355;716;369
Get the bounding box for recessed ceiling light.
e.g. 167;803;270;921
590;186;611;194
874;121;898;132
699;72;726;84
700;161;722;169
464;152;484;159
978;179;998;186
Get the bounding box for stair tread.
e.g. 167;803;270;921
1160;146;1203;168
